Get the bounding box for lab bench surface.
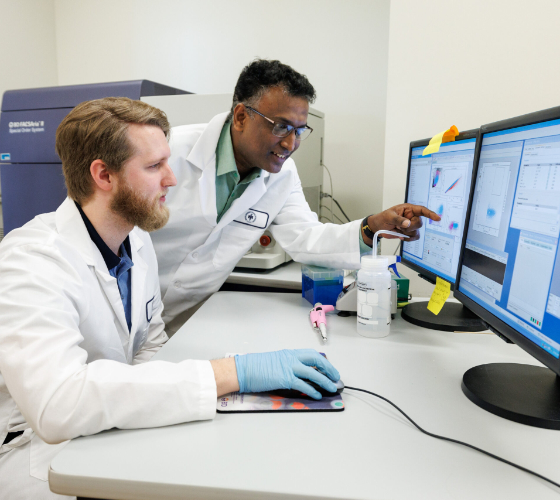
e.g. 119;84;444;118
50;292;560;500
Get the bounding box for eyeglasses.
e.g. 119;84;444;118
245;106;313;141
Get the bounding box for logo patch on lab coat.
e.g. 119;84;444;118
234;209;269;229
146;296;155;322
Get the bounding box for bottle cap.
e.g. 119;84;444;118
361;255;388;271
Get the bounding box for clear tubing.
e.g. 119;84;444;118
372;230;410;257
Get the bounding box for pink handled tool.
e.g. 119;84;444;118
310;303;335;342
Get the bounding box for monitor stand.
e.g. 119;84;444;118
462;363;560;430
401;301;486;332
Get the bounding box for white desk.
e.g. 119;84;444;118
50;293;560;499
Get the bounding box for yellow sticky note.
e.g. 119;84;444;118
422;125;459;156
427;277;451;315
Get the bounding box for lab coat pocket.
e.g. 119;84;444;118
212;225;261;271
29;433;69;481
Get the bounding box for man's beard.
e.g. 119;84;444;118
110;182;170;232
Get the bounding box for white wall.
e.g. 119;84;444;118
0;0;58;230
53;0;390;222
383;0;560;296
0;0;58;99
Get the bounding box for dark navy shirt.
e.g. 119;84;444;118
76;203;134;332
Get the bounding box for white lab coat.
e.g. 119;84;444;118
0;198;216;486
150;112;363;334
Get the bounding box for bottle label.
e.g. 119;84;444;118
358;317;379;325
357;280;390;322
357;281;375;291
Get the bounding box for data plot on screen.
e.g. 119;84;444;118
430;164;468;201
507;234;558;329
428;164;468;230
431;168;442;189
422;232;453;274
445;203;464;235
428;196;445;228
473;162;510;237
427;197;464;236
510;141;560;237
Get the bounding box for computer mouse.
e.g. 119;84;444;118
302;378;345;396
271;379;344;399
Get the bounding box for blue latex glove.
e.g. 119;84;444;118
235;349;340;400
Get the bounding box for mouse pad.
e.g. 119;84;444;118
217;390;344;413
218;352;344;413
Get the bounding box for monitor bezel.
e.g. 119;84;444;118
400;129;480;291
454;106;560;377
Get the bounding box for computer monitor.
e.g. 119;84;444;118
400;130;485;331
455;106;560;429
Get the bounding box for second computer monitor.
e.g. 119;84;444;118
455;106;560;429
402;130;478;285
400;130;485;331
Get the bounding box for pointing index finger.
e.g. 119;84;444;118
404;204;441;222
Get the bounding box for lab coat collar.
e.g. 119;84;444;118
55;198;144;268
75;201;131;270
187;112;272;228
187;112;230;172
187;112;229;226
55;198;146;348
55;198;98;267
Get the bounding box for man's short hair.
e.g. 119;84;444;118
227;59;316;121
56;97;170;204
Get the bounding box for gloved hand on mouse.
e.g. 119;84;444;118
235;349;340;400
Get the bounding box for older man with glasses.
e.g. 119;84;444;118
151;59;440;335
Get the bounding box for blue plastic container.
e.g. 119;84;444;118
302;265;344;306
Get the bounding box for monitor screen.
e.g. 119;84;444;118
402;134;477;285
457;117;560;361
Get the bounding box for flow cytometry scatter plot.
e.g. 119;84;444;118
445;176;462;193
429;202;444;227
473;162;510;237
428;197;463;235
445;204;463;234
426;163;469;238
429;165;467;204
432;168;442;188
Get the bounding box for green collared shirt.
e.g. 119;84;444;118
214;122;371;253
215;122;261;222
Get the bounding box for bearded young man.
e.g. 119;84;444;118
0;97;340;500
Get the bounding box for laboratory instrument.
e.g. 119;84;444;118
0;81;188;235
310;302;334;342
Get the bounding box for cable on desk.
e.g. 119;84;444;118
345;386;560;489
